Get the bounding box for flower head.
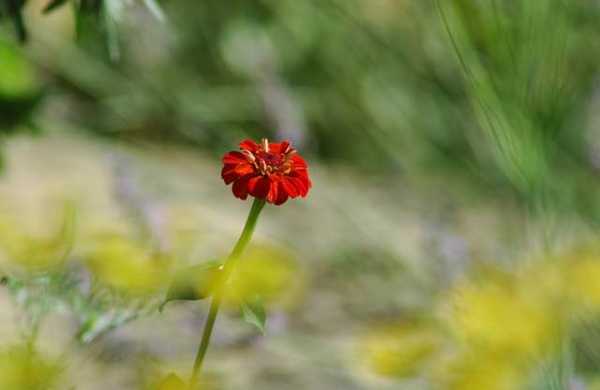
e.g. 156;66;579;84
221;138;311;205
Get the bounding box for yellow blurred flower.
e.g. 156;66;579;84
0;205;74;271
358;320;441;378
223;245;303;308
431;351;526;390
522;244;600;316
86;235;172;296
560;246;600;311
143;370;221;390
0;345;63;390
445;270;561;357
155;373;186;390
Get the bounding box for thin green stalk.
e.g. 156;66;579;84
189;198;266;388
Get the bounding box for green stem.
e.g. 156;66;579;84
189;198;266;388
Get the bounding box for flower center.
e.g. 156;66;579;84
244;139;295;176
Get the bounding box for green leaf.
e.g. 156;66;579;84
0;38;41;98
0;37;42;132
241;297;266;334
43;0;70;14
160;261;223;312
6;0;27;42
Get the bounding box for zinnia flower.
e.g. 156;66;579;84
221;138;311;205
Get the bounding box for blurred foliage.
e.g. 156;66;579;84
86;234;172;295
0;200;169;344
0;0;597;213
142;370;221;390
1;0;600;388
154;373;186;390
437;0;600;218
358;244;600;388
0;202;74;271
0;0;596;224
358;320;441;378
162;244;302;333
0;36;41;137
162;260;222;308
224;245;301;308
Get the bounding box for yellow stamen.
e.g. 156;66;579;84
242;149;256;162
260;160;268;174
261;138;270;153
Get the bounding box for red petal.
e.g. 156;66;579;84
223;151;247;164
291;169;311;189
248;176;270;199
234;163;255;176
303;173;312;190
291;155;308;169
221;164;240;184
288;175;310;197
268;141;291;154
222;161;255;185
232;175;253;199
268;142;281;154
280;177;299;198
267;179;279;203
273;181;289;205
291;169;308;180
279;141;291;154
239;139;259;152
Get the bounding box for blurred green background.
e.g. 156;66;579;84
2;0;600;389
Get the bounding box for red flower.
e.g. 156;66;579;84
221;138;312;205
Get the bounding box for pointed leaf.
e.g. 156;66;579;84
241;297;266;334
160;261;223;312
43;0;69;14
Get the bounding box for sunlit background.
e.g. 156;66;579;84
2;0;600;389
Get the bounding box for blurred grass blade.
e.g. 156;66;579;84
43;0;69;14
57;201;77;261
241;297;266;334
6;0;27;42
102;0;122;62
436;0;553;198
77;310;139;343
143;0;165;22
